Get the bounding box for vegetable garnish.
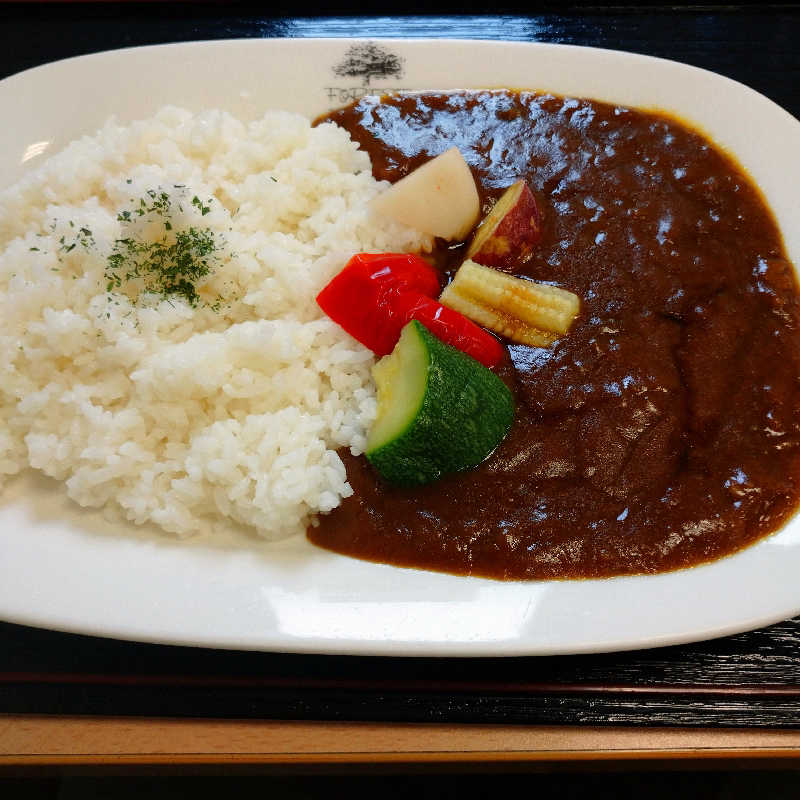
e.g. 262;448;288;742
316;252;439;355
388;292;504;368
371;147;480;241
316;253;504;367
466;179;542;272
366;320;514;487
440;259;580;348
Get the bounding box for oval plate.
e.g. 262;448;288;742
1;39;799;655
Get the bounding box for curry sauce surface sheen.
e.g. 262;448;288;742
310;91;800;580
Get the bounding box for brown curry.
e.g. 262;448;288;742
309;90;800;580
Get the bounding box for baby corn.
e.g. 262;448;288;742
439;260;580;347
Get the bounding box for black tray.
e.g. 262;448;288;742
2;2;800;728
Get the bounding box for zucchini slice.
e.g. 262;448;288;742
366;320;514;486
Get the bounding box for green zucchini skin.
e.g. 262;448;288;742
366;320;514;487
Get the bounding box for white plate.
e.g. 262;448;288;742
2;39;800;656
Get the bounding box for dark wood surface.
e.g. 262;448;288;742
2;617;800;727
2;3;800;728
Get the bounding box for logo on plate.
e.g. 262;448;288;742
325;43;406;106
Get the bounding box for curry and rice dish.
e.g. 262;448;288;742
1;90;799;581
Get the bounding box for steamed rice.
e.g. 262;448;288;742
0;107;428;539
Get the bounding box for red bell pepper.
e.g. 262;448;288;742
388;292;504;368
316;253;503;368
316;253;440;356
335;252;442;297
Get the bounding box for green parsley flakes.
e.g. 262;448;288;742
105;188;223;308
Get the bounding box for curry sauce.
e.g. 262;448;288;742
309;90;800;580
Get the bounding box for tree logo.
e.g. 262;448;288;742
332;43;404;86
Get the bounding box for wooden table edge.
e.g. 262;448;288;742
3;716;800;767
4;751;800;768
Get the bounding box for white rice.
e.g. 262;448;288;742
0;106;428;540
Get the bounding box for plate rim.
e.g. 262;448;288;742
1;36;799;656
